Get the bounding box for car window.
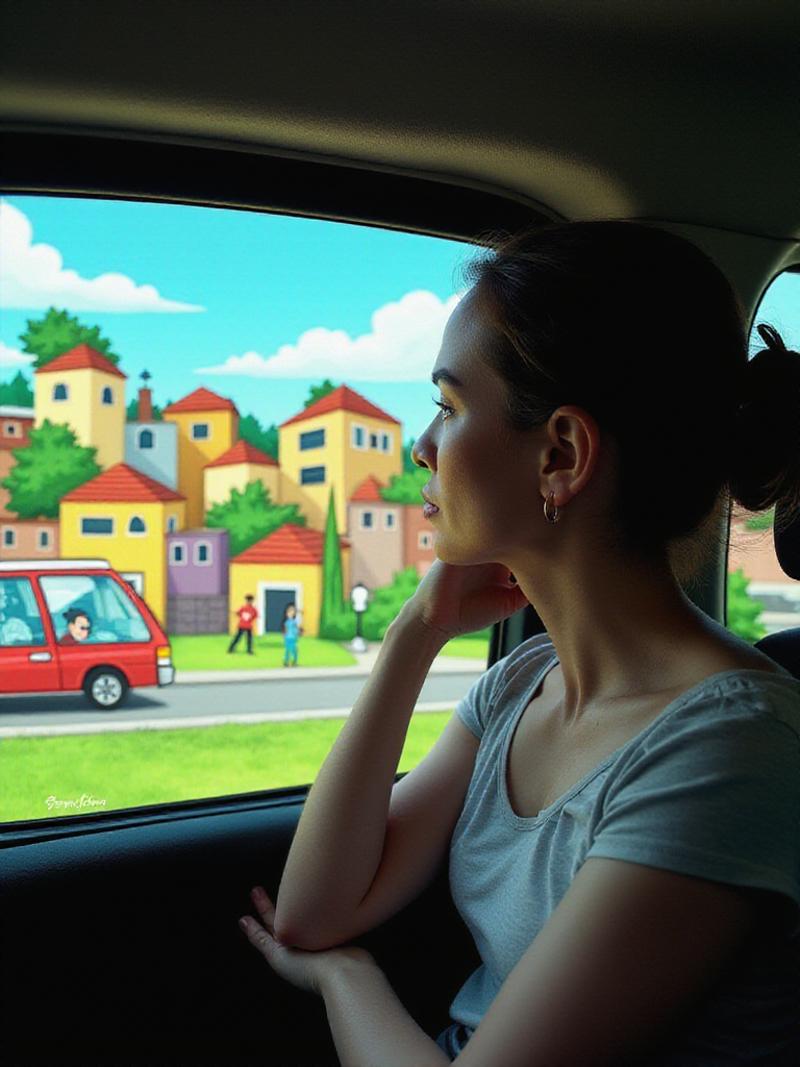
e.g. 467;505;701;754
0;577;45;646
0;193;488;825
39;575;151;644
726;269;800;643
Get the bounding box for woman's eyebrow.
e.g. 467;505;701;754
431;368;464;390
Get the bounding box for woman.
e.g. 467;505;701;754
238;220;800;1065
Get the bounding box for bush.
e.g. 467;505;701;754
726;568;768;643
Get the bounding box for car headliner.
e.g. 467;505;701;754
1;0;798;306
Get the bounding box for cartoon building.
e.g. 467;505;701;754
203;439;279;512
277;385;401;536
34;344;126;468
166;527;230;634
403;500;437;576
60;463;185;623
125;382;178;489
229;522;350;638
346;475;404;588
0;404;34;517
163;387;239;527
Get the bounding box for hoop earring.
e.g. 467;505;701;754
544;491;560;524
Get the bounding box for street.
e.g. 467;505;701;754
0;667;485;736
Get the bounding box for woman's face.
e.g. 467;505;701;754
412;291;542;565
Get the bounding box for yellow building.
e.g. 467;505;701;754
229;523;350;638
60;463;185;624
203;439;280;512
34;343;126;468
163;387;239;527
277;385;402;535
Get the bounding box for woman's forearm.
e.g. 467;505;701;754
274;607;447;949
321;957;450;1067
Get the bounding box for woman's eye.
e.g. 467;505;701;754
431;394;454;420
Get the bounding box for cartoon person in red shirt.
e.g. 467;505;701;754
228;594;258;655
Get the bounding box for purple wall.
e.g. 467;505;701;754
167;528;229;595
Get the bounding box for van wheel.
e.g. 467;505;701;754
84;668;128;710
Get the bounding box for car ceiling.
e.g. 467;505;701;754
2;0;799;303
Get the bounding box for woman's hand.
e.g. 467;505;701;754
400;558;530;640
238;886;375;996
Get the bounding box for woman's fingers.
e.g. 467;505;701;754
251;886;277;937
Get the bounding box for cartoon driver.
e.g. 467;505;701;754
60;608;93;645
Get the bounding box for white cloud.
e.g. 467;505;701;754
0;199;205;313
0;341;34;369
196;289;462;382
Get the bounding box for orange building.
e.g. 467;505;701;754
163;387;239;526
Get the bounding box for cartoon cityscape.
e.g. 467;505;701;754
0;343;438;638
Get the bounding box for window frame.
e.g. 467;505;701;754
80;517;115;536
191;422;210;440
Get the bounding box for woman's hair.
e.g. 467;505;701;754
459;220;800;577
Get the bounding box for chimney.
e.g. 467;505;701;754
138;387;153;422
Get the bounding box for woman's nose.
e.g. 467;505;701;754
411;427;436;470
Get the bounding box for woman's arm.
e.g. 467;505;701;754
274;607;447;948
321;955;450;1067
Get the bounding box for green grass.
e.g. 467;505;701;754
171;632;489;671
0;711;453;824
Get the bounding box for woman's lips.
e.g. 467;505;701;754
423;502;440;518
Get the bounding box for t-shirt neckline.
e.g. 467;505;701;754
498;645;797;830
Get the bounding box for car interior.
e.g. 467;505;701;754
1;2;799;1064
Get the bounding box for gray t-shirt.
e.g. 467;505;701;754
443;633;800;1063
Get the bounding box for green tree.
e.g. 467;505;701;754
380;467;430;504
318;487;347;639
19;307;120;369
303;379;337;408
726;568;768;643
205;480;306;557
239;413;279;460
1;420;101;518
0;371;34;406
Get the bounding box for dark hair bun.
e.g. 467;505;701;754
730;323;800;524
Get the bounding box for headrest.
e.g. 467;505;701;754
774;499;800;580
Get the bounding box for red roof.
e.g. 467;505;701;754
350;475;386;502
34;343;126;379
62;463;185;503
205;439;278;469
232;523;350;564
279;384;400;428
163;387;239;415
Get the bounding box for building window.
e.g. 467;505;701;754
300;428;325;450
300;465;325;485
194;541;212;565
80;517;114;535
128;516;147;535
4;422;17;436
169;543;186;565
166;515;178;533
418;531;433;550
37;528;50;550
351;425;366;449
138;429;154;449
381;433;391;453
360;511;373;530
2;527;16;548
191;423;210;440
370;433;378;449
383;511;396;529
101;386;114;405
53;383;68;401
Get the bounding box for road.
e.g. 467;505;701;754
0;668;485;736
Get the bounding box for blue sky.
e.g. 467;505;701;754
1;195;797;443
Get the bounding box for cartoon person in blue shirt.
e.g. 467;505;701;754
282;603;303;667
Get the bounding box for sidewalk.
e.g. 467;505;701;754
174;642;488;684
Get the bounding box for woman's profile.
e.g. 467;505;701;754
238;220;800;1065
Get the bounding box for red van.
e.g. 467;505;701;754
0;559;174;709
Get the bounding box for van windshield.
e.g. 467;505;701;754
40;575;151;644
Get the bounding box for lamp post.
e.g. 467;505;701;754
348;582;369;652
